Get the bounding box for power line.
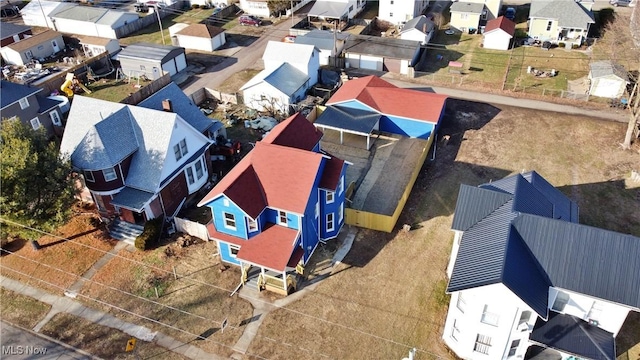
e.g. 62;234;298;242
0;218;449;359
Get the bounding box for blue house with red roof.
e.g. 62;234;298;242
198;113;348;295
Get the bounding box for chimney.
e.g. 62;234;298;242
162;99;173;112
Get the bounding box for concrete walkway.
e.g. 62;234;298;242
0;276;225;360
64;241;129;297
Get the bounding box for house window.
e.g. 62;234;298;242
248;218;258;232
349;5;353;12
546;21;553;31
518;310;531;329
338;175;344;195
18;97;29;109
103;167;117;182
482;10;487;20
186;167;195;184
174;139;188;161
326;212;334;231
30;117;41;130
508;339;520;357
278;211;287;225
339;204;343;223
25;50;33;59
37;45;44;50
456;293;466;313
50;111;62;126
461;13;468;20
473;334;492;355
481;305;500;326
390;12;393;17
552;291;570;312
230;245;239;258
315;202;319;218
223;212;236;230
451;319;461;341
195;159;204;179
326;191;334;204
84;171;95;183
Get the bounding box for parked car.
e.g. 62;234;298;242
239;15;262;26
609;0;632;6
505;7;516;21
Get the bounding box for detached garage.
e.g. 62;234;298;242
117;43;186;79
343;35;421;75
588;61;629;99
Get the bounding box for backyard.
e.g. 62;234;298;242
1;100;639;358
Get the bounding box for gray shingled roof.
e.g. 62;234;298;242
110;187;155;211
0;21;30;39
530;312;616;360
344;35;420;60
450;2;485;14
308;1;349;18
0;80;41;109
315;105;381;135
529;0;595;29
448;171;640;319
590;61;629;81
400;15;435;35
138;82;222;134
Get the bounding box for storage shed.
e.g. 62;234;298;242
174;24;226;52
117;43;187;79
482;16;515;50
588;61;629;99
343;35;421;75
50;6;139;39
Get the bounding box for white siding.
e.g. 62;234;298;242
400;28;429;45
482;30;512;50
589;77;626;99
174;53;187;72
243;82;290;113
162;59;178;76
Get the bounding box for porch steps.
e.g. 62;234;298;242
243;267;262;290
109;219;144;245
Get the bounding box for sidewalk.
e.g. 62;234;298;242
0;276;225;360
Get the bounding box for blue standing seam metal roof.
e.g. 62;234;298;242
263;62;309;97
314;105;381;135
451;184;513;231
110;186;155;211
138;82;222;134
0;80;41;109
530;311;616;360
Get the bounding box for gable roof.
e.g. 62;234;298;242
261;112;323;151
0;80;41;109
118;43;184;62
450;1;485;14
318;156;345;191
176;23;224;38
52;6;136;26
400;15;435;35
0;21;30;39
589;61;628;81
5;30;63;52
308;1;349;19
20;0;74;18
198;141;324;217
530;0;595;29
294;29;349;51
77;35;116;46
530;312;616;360
240;62;309;97
138;82;222;134
315;105;382;135
262;41;318;67
327;76;447;123
60;96;209;192
343;35;420;60
483;16;516;36
448;171;640;318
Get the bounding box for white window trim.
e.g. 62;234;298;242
50;110;62;126
315;202;319;219
473;334;492;355
338;203;343;223
451;319;461;341
223;212;236;230
326;191;334;204
278;210;288;225
248;218;258;232
84;171;95;183
103;167;117;182
480;305;500;326
29;117;41;130
19;97;30;109
339;176;344;196
456;293;466;313
326;212;334;232
229;245;239;258
223;198;230;207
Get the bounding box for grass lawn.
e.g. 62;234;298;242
0;289;51;329
216;68;260;93
40;313;189;359
85;78;153;103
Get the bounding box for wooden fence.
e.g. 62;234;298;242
174;217;209;241
187;87;241;105
121;73;171;105
31;51;111;94
344;132;433;232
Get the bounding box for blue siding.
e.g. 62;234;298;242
300;166;324;264
379;115;435;139
219;242;241;265
320;165;347;240
207;196;248;239
312;142;320;153
265;208;300;230
246;214;262;239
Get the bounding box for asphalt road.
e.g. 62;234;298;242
0;322;92;360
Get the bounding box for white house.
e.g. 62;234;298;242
77;36;121;57
482;16;515;50
449;0;502;33
0;30;65;66
588;61;629;99
378;0;430;25
399;15;435;45
528;0;594;46
293;29;349;66
239;0;270;17
51;7;139;39
20;0;74;28
174;24;226;52
262;41;320;86
442;171;640;360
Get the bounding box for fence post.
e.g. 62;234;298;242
542;88;546;96
173;266;178;280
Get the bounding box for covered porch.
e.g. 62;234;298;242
314;105;382;150
110;187;156;225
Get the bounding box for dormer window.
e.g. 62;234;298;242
248;218;258;232
278;211;288;225
103;167;117;182
223;212;236;230
174;139;188;161
19;97;29;109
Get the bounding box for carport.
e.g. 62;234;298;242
314;105;381;150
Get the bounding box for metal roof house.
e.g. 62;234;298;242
482;16;516;51
588;61;629;99
442;171;640;360
117;43;187;79
198;113;348;295
342;35;421;75
59;83;223;241
50;6;139;39
294;29;350;66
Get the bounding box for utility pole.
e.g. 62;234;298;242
155;4;166;45
291;0;294;27
333;20;337;68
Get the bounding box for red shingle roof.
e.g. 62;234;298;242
484;16;516;36
262;112;323;151
327;75;447;123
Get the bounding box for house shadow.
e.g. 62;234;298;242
223;33;261;48
616;311;640;355
415;47;464;73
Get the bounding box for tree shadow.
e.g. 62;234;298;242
0;237;27;256
38;228;100;249
224;33;261;48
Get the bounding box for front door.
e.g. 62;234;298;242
132;211;145;225
51;40;60;53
